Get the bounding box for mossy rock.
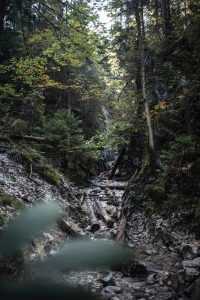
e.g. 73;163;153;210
0;189;23;210
40;167;60;186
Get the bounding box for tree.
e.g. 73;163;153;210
133;0;157;165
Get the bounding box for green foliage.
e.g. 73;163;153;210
43;109;99;180
88;119;133;154
134;136;200;234
9;145;43;166
44;109;83;152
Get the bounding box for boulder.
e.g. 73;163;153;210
103;286;121;294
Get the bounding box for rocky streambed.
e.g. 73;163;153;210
0;152;199;299
63;176;200;300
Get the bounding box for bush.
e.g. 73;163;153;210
146;135;200;233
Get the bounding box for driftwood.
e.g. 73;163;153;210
58;219;84;237
92;182;127;190
85;197;100;233
109;146;126;179
94;198;114;228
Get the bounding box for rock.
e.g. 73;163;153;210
103;286;121;294
49;250;57;256
182;257;200;269
177;269;185;284
145;249;157;255
180;244;193;259
110;229;117;239
159;280;164;286
129;262;148;277
85;225;91;231
156;271;170;284
191;257;200;268
132;282;146;290
101;273;115;286
185;268;199;282
144;287;156;296
154;226;175;247
44;244;51;253
147;274;156;284
43;232;54;242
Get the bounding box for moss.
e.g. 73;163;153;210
146;181;165;203
41;167;60;186
143;200;156;215
0;190;23;210
0;190;16;206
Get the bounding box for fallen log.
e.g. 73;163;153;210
85;197;100;233
116;216;126;244
94;199;114;228
92;182;127;190
11;134;46;142
58;219;84;238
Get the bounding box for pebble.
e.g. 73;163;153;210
103;286;121;294
101;273;115;286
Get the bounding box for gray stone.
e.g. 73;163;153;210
103;286;121;294
192;257;200;267
183;257;200;269
147;274;156;284
132;282;146;290
181;244;193;259
145;249;157;255
101;273;115;286
43;232;54;242
185;268;199;282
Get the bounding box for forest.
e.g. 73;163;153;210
0;0;200;300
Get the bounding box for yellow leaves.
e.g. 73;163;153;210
144;101;168;119
10;57;65;90
154;101;167;111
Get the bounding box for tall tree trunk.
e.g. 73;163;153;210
0;0;7;35
161;0;171;36
134;0;157;164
